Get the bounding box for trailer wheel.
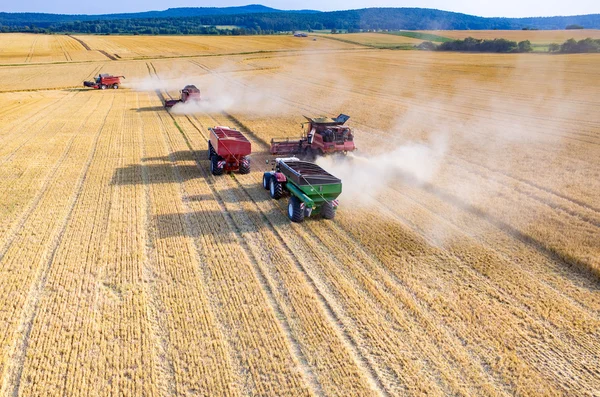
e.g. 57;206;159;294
269;178;283;199
210;155;223;176
262;174;271;190
321;202;335;219
239;160;250;175
112;84;119;89
100;84;107;90
288;196;304;223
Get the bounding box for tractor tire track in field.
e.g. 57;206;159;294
196;112;511;396
24;36;38;63
157;102;326;396
374;183;600;393
0;91;79;166
0;94;98;263
452;155;600;216
135;93;178;396
66;35;91;51
0;94;114;396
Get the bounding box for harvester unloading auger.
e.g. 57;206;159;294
269;114;356;159
164;85;201;108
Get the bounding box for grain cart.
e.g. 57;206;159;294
208;126;251;175
164;85;201;108
83;74;124;89
263;157;341;222
269;114;355;159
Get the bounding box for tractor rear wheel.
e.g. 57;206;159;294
262;174;271;190
112;84;119;89
288;196;304;223
210;155;223;176
269;178;283;199
321;202;335;219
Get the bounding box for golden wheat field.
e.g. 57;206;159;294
0;32;599;396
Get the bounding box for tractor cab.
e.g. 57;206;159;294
181;85;201;102
305;114;354;145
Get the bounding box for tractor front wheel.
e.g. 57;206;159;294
100;84;107;90
262;174;271;190
288;196;304;223
269;178;283;199
210;155;223;176
321;202;335;219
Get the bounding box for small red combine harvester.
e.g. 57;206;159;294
83;74;124;89
208;126;251;175
164;85;201;109
270;114;355;159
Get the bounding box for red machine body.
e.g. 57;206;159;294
208;126;252;175
164;85;201;108
83;74;124;89
269;114;356;158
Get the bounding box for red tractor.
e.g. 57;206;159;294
164;85;201;108
270;114;356;159
83;74;124;89
208;126;252;175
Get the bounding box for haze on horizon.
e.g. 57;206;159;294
3;0;598;19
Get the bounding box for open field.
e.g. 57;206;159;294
0;33;599;396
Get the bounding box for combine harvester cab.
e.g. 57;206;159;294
208;126;252;175
263;157;341;223
164;85;201;108
83;74;124;89
270;114;355;159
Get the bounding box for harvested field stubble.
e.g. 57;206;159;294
0;33;599;396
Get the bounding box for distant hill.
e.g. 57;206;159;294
0;5;319;26
0;6;599;34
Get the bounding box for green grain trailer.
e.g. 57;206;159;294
263;157;341;223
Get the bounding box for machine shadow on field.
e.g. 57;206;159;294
154;206;289;240
132;106;165;112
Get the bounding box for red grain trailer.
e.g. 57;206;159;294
208;126;252;175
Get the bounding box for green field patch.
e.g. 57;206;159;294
386;31;451;43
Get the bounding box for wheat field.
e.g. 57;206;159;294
0;32;599;396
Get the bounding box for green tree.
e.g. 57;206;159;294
548;43;560;52
517;40;532;52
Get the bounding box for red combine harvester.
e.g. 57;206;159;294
83;74;124;89
208;126;252;175
164;85;201;108
270;114;355;159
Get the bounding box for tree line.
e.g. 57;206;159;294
417;37;600;53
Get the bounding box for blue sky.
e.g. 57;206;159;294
4;0;598;18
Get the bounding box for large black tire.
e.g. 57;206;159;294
207;141;214;160
112;84;119;89
100;84;107;90
239;161;250;175
288;196;304;223
269;178;283;200
321;202;335;219
262;174;271;190
210;155;223;176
